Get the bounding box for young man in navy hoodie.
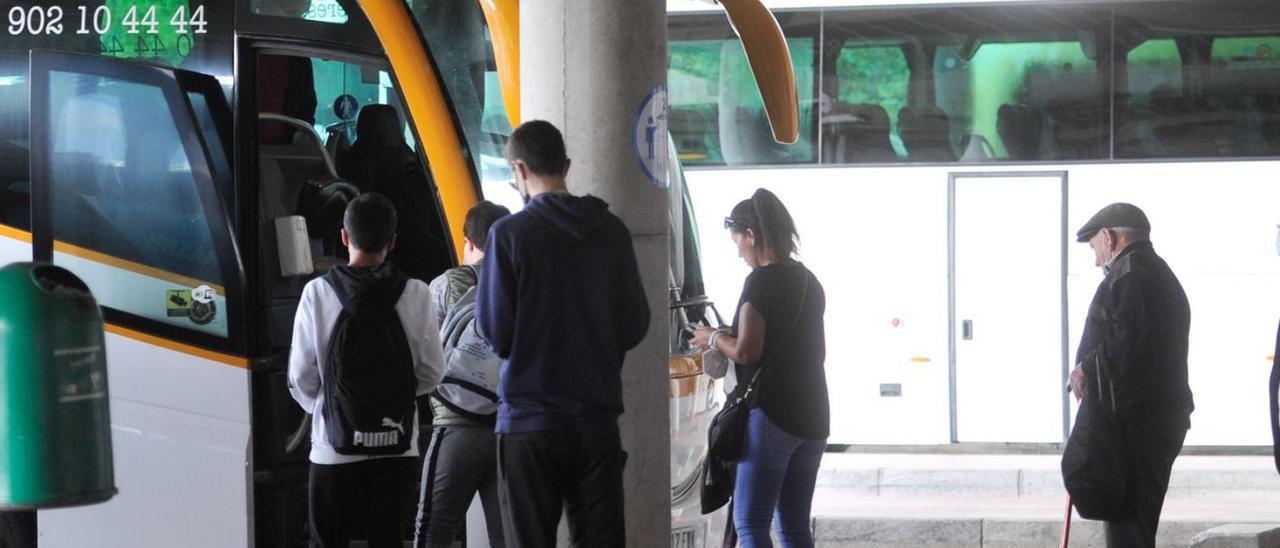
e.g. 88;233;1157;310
288;192;445;547
477;120;650;547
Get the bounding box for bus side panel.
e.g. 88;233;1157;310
686;167;953;445
1067;161;1280;446
689;160;1280;447
0;230;31;265
38;333;250;548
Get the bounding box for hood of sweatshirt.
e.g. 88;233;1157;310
525;192;613;243
324;262;409;315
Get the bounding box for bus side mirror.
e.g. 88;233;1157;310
275;216;314;277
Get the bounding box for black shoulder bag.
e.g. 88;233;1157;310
701;274;810;517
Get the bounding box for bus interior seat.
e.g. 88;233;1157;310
1148;86;1197;156
1046;98;1106;160
898;106;956;162
337;104;403;192
997;104;1043;160
338;104;451;281
822;103;897;163
1255;92;1280;152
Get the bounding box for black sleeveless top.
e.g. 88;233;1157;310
732;261;829;439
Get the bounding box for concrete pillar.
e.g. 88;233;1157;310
521;2;670;547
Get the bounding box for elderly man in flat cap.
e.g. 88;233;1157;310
1069;203;1194;548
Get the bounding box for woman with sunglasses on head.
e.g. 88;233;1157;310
691;188;829;548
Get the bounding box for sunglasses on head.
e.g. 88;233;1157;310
724;217;745;230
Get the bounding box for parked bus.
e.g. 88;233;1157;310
668;0;1280;448
0;0;741;545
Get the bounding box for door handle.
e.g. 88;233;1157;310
961;320;973;341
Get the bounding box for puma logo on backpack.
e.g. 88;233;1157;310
436;284;501;420
321;268;416;455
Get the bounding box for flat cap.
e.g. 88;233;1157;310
1076;203;1150;242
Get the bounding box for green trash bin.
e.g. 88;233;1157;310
0;262;116;509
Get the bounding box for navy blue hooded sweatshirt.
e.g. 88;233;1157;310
476;192;650;435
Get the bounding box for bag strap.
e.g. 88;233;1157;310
738;271;811;402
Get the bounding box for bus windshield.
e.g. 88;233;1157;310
406;0;523;212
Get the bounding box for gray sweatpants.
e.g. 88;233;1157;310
415;426;505;548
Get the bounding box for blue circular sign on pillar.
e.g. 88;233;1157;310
632;84;669;189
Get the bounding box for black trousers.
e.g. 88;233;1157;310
1105;419;1188;548
415;426;505;548
496;430;627;548
309;457;416;548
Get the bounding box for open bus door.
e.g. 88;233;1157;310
27;50;249;547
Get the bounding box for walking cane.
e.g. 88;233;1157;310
1060;496;1073;548
1062;377;1084;548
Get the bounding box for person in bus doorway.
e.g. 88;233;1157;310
288;193;446;548
476;120;649;548
1069;203;1194;548
415;200;510;548
691;189;828;548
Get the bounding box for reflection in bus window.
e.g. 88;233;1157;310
669;37;817;167
47;71;227;337
0;59;29;230
938;42;1104;162
1118;39;1184;158
828;45;909;162
1208;36;1280;156
252;0;348;24
409;0;522;211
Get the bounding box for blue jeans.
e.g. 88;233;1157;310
734;408;826;548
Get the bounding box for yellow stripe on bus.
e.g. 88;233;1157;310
479;0;520;126
105;323;249;369
360;0;478;263
53;240;225;295
0;224;33;243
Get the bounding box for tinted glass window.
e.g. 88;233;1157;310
939;41;1104;162
409;0;522;212
0;55;29;230
47;70;227;337
668;12;818;167
826;45;910;162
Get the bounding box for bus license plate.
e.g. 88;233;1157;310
672;526;696;547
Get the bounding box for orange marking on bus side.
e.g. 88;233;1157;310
105;323;248;369
0;224;33;243
53;240;225;295
910;357;931;363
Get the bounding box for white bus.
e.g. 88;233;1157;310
668;0;1280;448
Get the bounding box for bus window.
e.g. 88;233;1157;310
1208;36;1280;156
42;69;229;338
1117;39;1184;158
937;41;1105;162
825;45;911;163
668;12;818;167
0;55;29;230
409;0;521;212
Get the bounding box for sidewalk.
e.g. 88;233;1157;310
810;453;1280;547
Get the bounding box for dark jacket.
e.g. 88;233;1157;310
1076;241;1194;426
476;192;650;435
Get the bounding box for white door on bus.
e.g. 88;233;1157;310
951;172;1067;443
